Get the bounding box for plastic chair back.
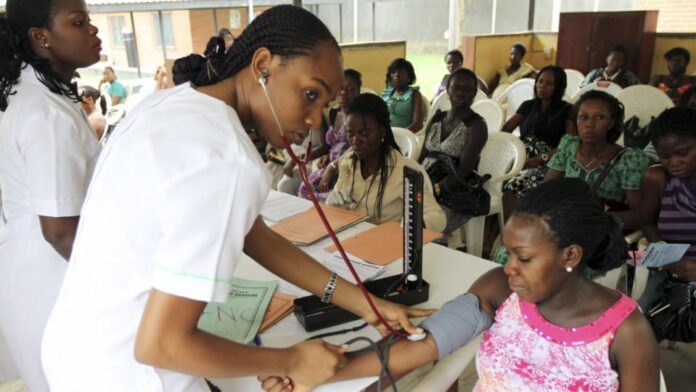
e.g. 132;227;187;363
496;78;535;120
472;99;505;133
392;127;420;160
617;85;674;128
573;80;623;101
474;89;487;103
564;68;585;99
360;87;378;95
478;132;525;199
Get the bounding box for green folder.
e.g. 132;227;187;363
197;278;277;344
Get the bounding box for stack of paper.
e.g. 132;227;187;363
271;205;367;246
259;293;296;333
261;190;312;222
322;252;387;283
197;278;277;344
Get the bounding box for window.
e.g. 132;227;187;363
108;15;126;46
153;12;175;47
229;9;242;28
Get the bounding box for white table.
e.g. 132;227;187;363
212;195;499;391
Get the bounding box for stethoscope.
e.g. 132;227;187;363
257;70;409;338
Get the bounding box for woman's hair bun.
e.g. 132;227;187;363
172;53;206;86
586;214;629;273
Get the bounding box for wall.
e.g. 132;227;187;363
635;0;696;32
463;33;534;85
340;41;407;93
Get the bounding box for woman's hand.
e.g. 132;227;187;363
316;155;329;169
662;258;696;282
317;165;336;192
360;295;436;336
523;156;544;170
259;376;308;392
283;160;297;176
283;340;346;389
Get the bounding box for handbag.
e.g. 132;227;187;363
647;280;696;343
588;147;630;212
622;115;654;150
425;151;491;217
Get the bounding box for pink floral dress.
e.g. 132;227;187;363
475;293;637;391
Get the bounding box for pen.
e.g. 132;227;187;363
254;335;262;346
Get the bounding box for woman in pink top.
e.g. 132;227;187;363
261;178;659;392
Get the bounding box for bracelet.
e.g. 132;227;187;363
434;182;441;196
541;153;549;162
321;272;338;303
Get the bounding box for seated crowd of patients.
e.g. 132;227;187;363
0;2;693;390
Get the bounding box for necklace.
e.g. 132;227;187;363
577;143;610;170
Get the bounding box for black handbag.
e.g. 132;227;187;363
646;280;696;343
623;115;654;150
425;152;491;217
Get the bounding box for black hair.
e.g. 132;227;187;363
344;68;362;89
346;93;401;221
0;0;81;111
446;67;478;89
511;43;527;57
73;71;81;79
574;90;625;143
173;5;339;87
385;58;416;87
649;107;696;147
218;28;234;39
678;85;696;108
80;85;107;116
665;47;690;64
104;66;117;78
608;45;627;57
445;49;463;63
515;177;628;273
534;65;567;104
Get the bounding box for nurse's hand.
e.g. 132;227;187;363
362;296;436;336
284;340;346;389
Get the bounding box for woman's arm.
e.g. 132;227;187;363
440;119;488;190
611;310;660;392
611;189;643;231
639;166;666;242
244;217;433;333
501;113;523;133
38;216;79;260
488;73;501;97
565;118;577;136
543;169;565;182
407;91;425;133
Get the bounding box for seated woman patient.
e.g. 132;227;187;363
326;93;446;232
263;178;660;392
380;58;425;132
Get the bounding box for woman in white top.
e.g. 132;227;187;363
0;0;102;390
42;6;428;392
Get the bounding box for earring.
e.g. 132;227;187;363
260;69;270;83
42;42;50;48
565;266;573;273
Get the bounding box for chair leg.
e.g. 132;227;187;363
465;216;486;258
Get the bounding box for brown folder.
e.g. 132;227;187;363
325;221;441;265
270;205;368;246
259;293;296;333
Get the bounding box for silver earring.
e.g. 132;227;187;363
565;266;573;273
260;69;269;83
42;42;50;48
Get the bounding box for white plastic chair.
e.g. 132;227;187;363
392;127;420;160
458;132;525;257
573;80;623;101
564;68;585;99
429;91;451;116
474;88;487;103
495;78;535;120
472;99;505;133
360;87;377;95
617;85;674;128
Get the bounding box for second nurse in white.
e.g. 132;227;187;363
42;5;430;392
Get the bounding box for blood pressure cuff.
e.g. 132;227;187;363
419;293;493;359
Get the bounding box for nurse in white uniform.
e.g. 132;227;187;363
42;5;430;392
0;1;102;390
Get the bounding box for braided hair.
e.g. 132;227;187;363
173;5;339;87
0;0;81;111
514;177;628;273
347;93;401;221
649;107;696;147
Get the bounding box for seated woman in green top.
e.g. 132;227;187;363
544;90;649;231
380;58;424;132
99;66;127;105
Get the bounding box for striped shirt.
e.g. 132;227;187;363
658;174;696;259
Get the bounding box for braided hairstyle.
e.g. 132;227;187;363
514;177;628;273
347;93;401;221
0;0;81;111
649;107;696;147
173;5;339;87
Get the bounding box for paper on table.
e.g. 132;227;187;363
271;204;367;246
198;278;277;344
261;190;312;222
325;221;442;265
322;251;386;283
259;292;296;333
639;243;691;268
